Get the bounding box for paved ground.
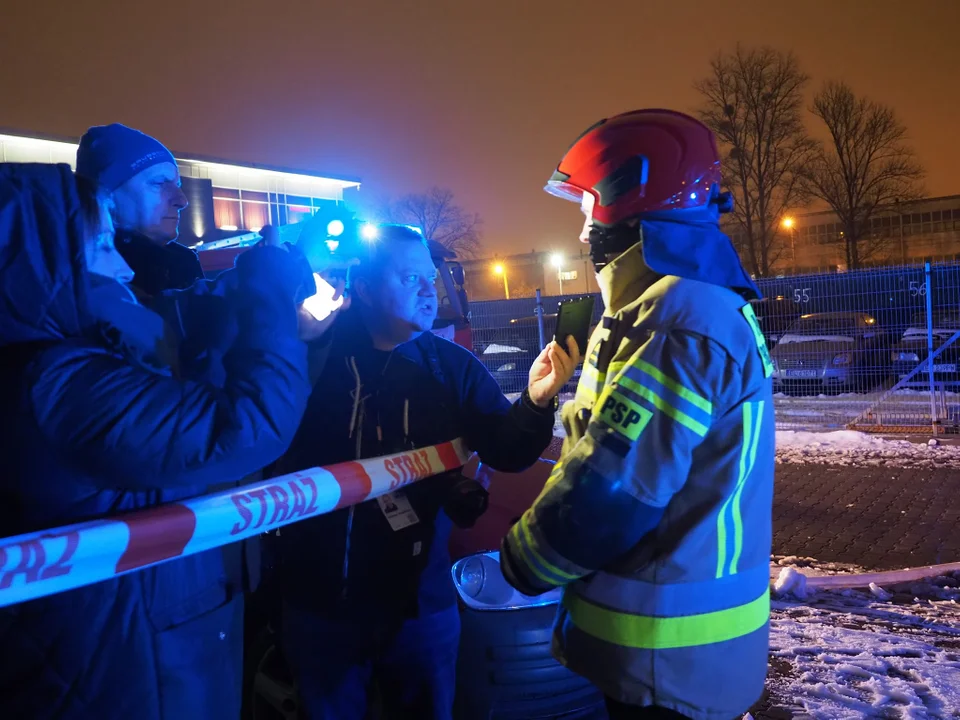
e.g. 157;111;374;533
772;463;960;570
749;463;960;719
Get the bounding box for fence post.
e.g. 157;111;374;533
925;262;938;432
535;288;546;350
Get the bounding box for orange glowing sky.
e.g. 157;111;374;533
2;0;956;259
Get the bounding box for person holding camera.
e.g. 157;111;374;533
271;223;580;720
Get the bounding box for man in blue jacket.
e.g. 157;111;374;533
0;163;313;720
76;123;202;296
273;224;580;719
73;124;346;715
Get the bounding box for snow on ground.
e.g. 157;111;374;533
759;560;960;719
775;430;960;468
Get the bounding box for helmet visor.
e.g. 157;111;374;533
544;179;585;203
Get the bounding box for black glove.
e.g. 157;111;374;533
442;476;490;529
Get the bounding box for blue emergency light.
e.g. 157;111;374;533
326;219;346;237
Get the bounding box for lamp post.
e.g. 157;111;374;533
493;262;510;299
781;216;796;268
550;253;564;295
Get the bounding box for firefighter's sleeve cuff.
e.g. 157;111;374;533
500;535;556;597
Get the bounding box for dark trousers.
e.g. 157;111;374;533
606;696;691;719
281;601;460;720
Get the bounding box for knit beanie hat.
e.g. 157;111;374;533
76;123;176;191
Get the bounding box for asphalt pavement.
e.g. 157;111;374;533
773;462;960;570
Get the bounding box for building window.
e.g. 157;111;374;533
213;188;241;230
240;190;269;231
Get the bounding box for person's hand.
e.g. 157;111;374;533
259;224;284;248
298;276;350;342
527;336;580;408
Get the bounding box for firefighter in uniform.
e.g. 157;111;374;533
500;109;776;720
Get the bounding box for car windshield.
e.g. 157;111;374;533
903;311;960;336
751;301;798;334
780;314;867;344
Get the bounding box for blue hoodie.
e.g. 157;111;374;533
0;163;311;720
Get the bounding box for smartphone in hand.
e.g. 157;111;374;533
302;273;345;322
554;296;595;358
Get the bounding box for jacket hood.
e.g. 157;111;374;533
0;163;89;347
638;201;761;301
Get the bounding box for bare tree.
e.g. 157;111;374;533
383;187;483;258
805;81;924;269
695;46;817;277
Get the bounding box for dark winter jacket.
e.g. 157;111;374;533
116;229;205;297
129;230;316;595
0;163;311;720
273;311;556;621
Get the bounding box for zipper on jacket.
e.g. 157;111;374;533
342;357;364;599
340;351;395;599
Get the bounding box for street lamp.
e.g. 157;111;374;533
781;217;797;267
550;253;565;295
493;262;510;299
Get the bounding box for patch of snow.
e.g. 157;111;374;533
767;578;960;718
778;333;855;345
773;555;865;576
775;430;960;468
774;567;808;600
868;582;893;601
483;343;526;354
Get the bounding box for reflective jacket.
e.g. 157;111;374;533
502;241;775;720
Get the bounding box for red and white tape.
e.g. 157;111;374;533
0;439;471;608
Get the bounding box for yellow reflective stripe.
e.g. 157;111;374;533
508;523;559;587
633;358;712;414
564;588;770;650
740;304;775;378
617;376;708;437
581;362;606;387
716;402;764;578
730;401;764;574
607;360;628;378
517;514;580;583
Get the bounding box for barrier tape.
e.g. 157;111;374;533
0;439;472;608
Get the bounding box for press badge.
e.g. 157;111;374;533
377;492;420;531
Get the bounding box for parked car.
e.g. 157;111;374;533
478;343;537;394
749;296;802;349
477;312;587;395
891;310;960;386
771;311;893;395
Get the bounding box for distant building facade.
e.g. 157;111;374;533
725;195;960;276
0;129;360;248
462;247;600;301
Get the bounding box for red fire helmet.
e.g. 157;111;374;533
545;109;722;227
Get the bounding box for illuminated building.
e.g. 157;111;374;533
0;129;361;247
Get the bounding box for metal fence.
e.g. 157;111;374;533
469;261;960;434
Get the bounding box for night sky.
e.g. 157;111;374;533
2;0;956;259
